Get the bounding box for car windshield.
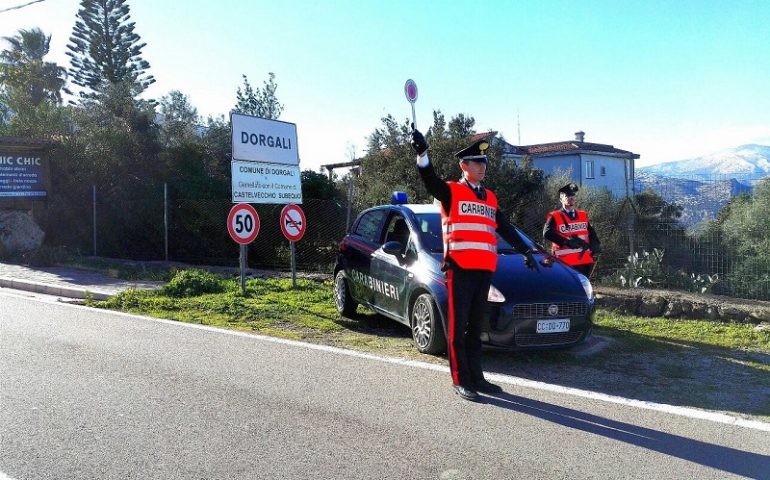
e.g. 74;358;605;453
414;213;536;253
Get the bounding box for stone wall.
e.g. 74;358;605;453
595;286;770;325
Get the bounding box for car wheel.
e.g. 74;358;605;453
411;293;446;355
334;270;357;316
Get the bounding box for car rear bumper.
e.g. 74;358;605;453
481;301;594;350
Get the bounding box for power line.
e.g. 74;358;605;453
0;0;47;14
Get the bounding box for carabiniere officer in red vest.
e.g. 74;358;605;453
411;126;538;402
543;183;602;277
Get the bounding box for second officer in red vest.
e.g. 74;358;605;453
411;127;537;401
543;183;602;277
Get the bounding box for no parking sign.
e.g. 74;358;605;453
280;204;306;242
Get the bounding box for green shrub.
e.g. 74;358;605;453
601;248;721;294
673;272;720;294
162;269;225;297
601;248;666;288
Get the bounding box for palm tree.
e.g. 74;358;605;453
0;27;67;105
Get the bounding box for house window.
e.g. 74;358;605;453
600;166;606;176
585;160;595;179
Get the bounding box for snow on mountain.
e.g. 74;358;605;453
639;144;770;178
634;144;769;229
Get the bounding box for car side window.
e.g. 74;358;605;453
352;210;386;243
415;213;444;253
384;215;412;251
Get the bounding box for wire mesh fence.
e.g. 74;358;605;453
41;172;770;300
43;186;357;274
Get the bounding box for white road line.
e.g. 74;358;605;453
5;290;770;432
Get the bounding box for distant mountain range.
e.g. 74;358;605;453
639;144;770;179
635;144;770;228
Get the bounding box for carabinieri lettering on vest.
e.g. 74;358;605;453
559;222;588;233
458;201;496;220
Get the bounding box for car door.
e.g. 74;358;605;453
342;208;387;305
370;212;416;321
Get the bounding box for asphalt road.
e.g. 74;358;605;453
1;290;768;480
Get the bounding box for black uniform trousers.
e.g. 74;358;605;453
445;266;493;387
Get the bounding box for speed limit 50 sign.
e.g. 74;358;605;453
227;203;260;244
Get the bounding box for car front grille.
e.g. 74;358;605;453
515;331;584;347
512;302;588;319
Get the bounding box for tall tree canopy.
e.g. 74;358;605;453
66;0;154;96
234;72;283;119
356;110;544;213
0;27;67;105
0;27;68;136
158;90;199;147
301;169;340;200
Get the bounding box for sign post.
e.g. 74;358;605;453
404;79;418;126
227;203;260;294
280;204;307;289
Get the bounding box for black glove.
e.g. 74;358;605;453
576;238;591;251
564;236;581;249
591;243;602;255
524;250;539;272
410;124;428;156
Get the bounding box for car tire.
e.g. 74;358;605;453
334;270;357;316
410;293;446;355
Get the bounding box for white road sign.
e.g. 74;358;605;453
231;112;299;165
231;160;303;204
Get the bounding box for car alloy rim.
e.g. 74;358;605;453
412;299;431;348
334;275;346;310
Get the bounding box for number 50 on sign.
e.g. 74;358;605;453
227;203;260;244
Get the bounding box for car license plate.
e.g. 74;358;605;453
536;319;570;333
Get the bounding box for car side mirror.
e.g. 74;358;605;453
382;241;403;256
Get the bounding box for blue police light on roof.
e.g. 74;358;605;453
391;192;408;204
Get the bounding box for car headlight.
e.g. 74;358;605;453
577;274;594;299
488;284;506;303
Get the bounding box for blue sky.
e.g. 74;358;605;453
3;0;769;172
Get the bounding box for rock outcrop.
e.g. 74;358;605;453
596;286;770;325
0;209;44;256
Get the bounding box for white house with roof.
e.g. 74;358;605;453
502;131;639;198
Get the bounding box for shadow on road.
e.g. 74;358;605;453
482;392;770;479
481;328;770;418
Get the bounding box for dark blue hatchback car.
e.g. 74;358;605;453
333;198;595;354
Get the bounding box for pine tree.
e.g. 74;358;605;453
234;72;283;119
66;0;154;96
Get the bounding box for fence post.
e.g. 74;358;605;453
164;182;169;261
92;185;96;257
346;177;354;230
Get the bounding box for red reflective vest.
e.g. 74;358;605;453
548;209;594;266
441;182;498;271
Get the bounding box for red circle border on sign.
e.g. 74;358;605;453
280;204;306;242
227;203;260;244
404;79;418;103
